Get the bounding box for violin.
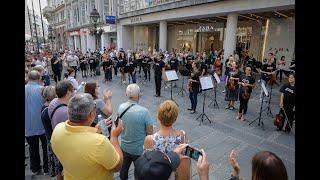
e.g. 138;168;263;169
267;70;277;86
241;83;250;99
227;77;236;91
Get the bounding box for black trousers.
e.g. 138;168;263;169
155;75;162;96
26;134;48;173
71;66;78;78
143;67;151;81
279;107;295;132
104;69;112;81
276;69;291;82
53;70;61;83
120;150;140;180
239;96;250;114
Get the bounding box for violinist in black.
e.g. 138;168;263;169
118;52;127;84
188;61;201;114
142;54;152;81
237;66;256;121
153;56;165;97
102;54;113;81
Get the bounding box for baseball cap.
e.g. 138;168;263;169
135;150;180;180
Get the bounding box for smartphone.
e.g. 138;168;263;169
184;146;203;161
98;115;112;137
114;116;120;127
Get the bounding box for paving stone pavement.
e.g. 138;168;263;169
25;70;295;180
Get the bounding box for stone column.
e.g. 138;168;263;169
117;24;133;50
74;35;81;50
223;13;238;63
159;21;167;51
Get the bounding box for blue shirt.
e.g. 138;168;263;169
25;82;45;136
118;100;155;155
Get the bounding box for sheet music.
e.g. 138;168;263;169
200;76;214;90
213;73;221;84
261;81;269;97
165;70;179;81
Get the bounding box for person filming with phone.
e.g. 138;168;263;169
117;84;155;180
144;100;190;180
135;144;210;180
51;93;124;180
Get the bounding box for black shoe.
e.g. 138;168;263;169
276;128;282;131
187;108;192;110
154;94;159;97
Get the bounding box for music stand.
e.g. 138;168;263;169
177;67;189;97
165;70;179;103
249;82;268;130
208;73;220;109
263;84;274;118
196;76;213;125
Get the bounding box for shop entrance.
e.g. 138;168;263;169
196;32;223;52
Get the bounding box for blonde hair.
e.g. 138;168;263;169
157;100;179;127
42;86;56;102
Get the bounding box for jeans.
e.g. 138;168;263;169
120;150;140;180
129;72;136;83
189;87;199;111
26;134;48;173
239;96;249;114
114;64;118;76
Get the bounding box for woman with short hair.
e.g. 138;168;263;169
144;100;190;180
40;86;60;178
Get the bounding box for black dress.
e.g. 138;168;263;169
225;70;241;101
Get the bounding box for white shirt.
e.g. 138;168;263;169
67;55;79;67
67;76;79;91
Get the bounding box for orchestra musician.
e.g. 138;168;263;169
259;56;277;101
237;66;256;121
153;54;165;97
188;61;201;114
225;62;241;110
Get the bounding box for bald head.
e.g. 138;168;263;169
28;70;41;81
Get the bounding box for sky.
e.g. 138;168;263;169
26;0;48;23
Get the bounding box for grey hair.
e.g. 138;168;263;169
28;70;41;81
126;84;140;99
68;93;95;122
42;86;56;102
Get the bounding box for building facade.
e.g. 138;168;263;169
26;5;48;44
63;0;117;53
43;0;67;50
117;0;295;63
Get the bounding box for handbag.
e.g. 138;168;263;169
274;109;284;128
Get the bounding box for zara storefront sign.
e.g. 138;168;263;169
131;17;142;24
198;25;220;32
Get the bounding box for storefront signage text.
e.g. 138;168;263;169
198;25;220;32
131;17;142;23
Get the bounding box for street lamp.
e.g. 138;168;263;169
48;25;55;51
90;8;102;51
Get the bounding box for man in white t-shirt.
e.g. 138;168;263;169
66;53;79;78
